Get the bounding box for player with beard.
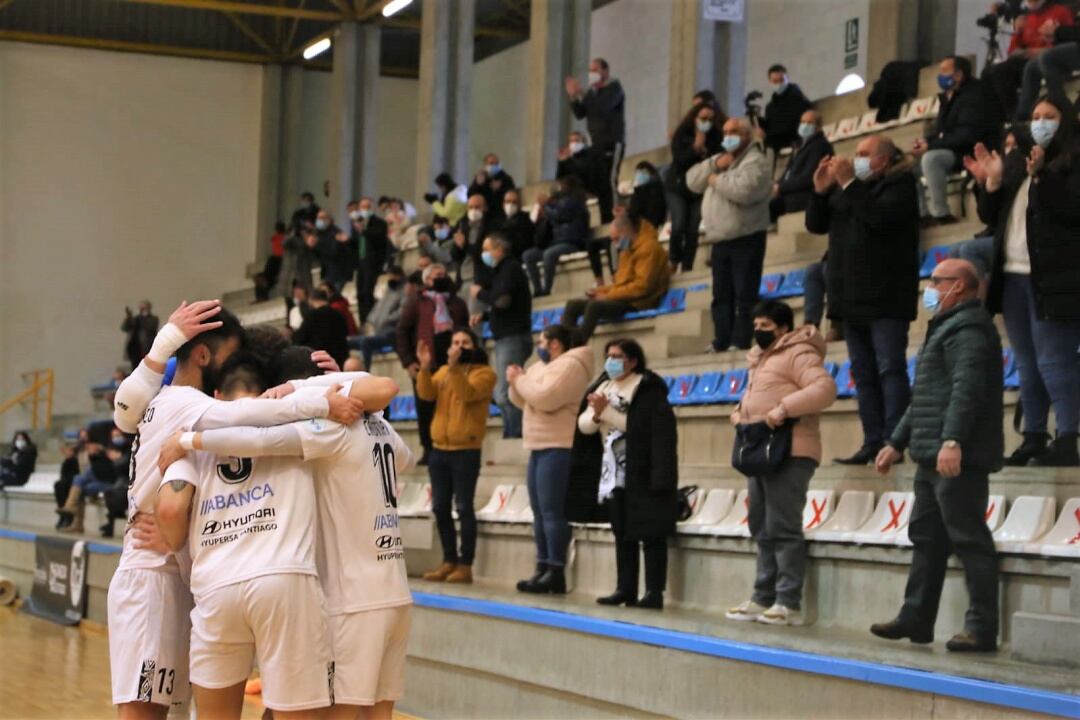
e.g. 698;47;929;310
107;308;364;719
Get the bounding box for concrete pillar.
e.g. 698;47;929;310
278;65;304;224
668;0;747;131
253;63;282;269
330;21;381;220
524;0;590;184
414;0;476;204
869;0;923;86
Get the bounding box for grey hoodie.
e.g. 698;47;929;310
685;141;773;242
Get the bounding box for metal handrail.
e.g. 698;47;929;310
0;369;55;430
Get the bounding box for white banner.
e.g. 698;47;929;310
704;0;744;23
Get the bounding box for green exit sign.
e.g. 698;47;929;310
845;18;859;52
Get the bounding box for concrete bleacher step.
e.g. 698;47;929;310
1011;612;1080;669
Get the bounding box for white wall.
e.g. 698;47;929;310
955;0;994;78
590;0;673;155
375;76;419;203
0;42;265;433
745;0;870;102
471;42;528;186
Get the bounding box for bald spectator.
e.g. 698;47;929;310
313;209;352;293
499;189;536;260
770;109;834;223
567;58;626;223
349;196;390;322
761;64;813;155
452;194;497;321
469;153;516;219
806;135;920;465
686;117;773;352
873;259;1002;653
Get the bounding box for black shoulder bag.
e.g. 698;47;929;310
731;420;797;477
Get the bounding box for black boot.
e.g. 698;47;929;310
1029;433;1079;467
99;520;115;538
516;563;547;593
835;444;883;466
1004;432;1050;466
529;567;567;595
869;618;933;644
638;591;664;610
596;589;638;606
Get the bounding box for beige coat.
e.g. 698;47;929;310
509;346;595;450
731;326;837;462
685;141;773;242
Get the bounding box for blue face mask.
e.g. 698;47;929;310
721;135;743;153
853;156;875;181
937;74;956;92
481;250;496;267
536;346;551;363
1031;119;1060;148
922;286;941;312
434;226;450;240
633;170;650;188
797;123;816;140
315;219;328;230
604;357;625;378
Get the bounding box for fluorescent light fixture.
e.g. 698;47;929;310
382;0;413;17
303;37;331;60
835;73;865;95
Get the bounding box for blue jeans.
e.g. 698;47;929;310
494;334;534;438
845;318;911;447
348;332;395;370
523;242;580;296
527;448;573;566
428;449;481;565
1002;273;1080;435
913;148;957;219
73;469;113;497
711;232;766;351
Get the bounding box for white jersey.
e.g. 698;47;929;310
311;391;414;614
120;385;329;573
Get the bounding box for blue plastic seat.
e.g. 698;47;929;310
1003;348;1020;389
663;375;676;393
489;403;501;417
835;361;857;398
907;356;918;386
687;371;725;405
920;245;954;278
759;273;784;299
657;287;688;315
481;322;494;340
776;267;806;298
377;343;394;355
718;368;748;403
823;361;839;378
668;374;699;406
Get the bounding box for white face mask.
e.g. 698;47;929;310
588;71;602;86
467;209;484;222
14;438;27;451
569;141;585;155
503;203;519;216
348;210;362;221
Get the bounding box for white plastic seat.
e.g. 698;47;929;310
476;484;515;521
712;489;750;538
848;492;915;545
821;122;838;141
1029;498;1080;558
397;483;430;517
903;95;939;124
679;488;736;535
856;110;884;135
681;487;706;523
805;491;875;541
994;495;1056;553
490;484;531;522
801;490;835;532
833;116;860;140
896;494;1007;547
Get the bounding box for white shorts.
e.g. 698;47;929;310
330;604;412;706
190;573;332;712
107;567;193;709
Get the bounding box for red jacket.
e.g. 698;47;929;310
1009;3;1074;53
329;297;359;336
395;291;469;368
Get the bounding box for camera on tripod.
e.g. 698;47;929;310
977;0;1026;31
745;90;763;122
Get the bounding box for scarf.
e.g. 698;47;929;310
424;290;453;333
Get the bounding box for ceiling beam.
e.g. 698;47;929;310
380;18;526;40
117;0;345;22
356;0;394;21
284;0;307;54
0;29;272;64
326;0;352;15
222;12;277;56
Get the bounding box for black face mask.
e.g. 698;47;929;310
753;330;777;350
388;279;402;290
457;348;479;365
431;277;455;294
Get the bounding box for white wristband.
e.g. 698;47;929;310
147;323;189;365
179;432;196;451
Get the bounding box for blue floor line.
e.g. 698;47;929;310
412;591;1080;719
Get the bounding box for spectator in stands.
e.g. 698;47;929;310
969;97;1080;466
54;431;85;530
452;194;495;321
761;64;813;155
255;220;287;302
556;130;599;195
280;223;316;314
57;422;115;534
561;216;670;341
668;98;725;272
508;324;595;594
499;189;536;259
418;222;455;267
725;301;837;627
287;284;311;332
294;288;349;369
627;161;667;230
121;300;159;369
350;265;406;371
911;56;988;227
397;264;470;465
983;0;1074;119
473;232;533;439
567;58;626;224
424;172;469;227
382;196;414;253
873;259;1003;653
0;431;36;488
417;328;497;585
806;136;920;465
1017;20;1080;120
523;175;590;297
289;190;319;238
350;196;390;323
686;117;773;352
578;339;677;610
313;210;352;292
770;110;834;223
469;152;516;220
316;280;359;337
100;427;131;538
802;256;841;342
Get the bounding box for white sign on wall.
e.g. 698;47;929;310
704;0;744;23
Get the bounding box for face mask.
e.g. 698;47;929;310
112;437;127;448
536;346;551;363
302;201;313;210
315;219;329;231
467;209;484;222
503;203;519;216
1031;119;1060;148
797;123;817;140
485;163;501;176
771;80;788;94
633;170;650;188
348;210;362;221
388;279;402;290
457;348;478;365
616;236;631;252
696;119;713;133
431;277;455;293
922;286;942;312
569;141;586;155
481;250;496;268
14;438;26;451
753;330;777;350
434;226;450;240
604;357;626;378
359;209;373;220
722;135;743;153
853;156;875;181
937;74;956;92
588;71;602;86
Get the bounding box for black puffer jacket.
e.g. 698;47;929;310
889;300;1004;472
927;79;993;164
805;163;920;322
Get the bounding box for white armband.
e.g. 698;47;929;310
179;432;196;451
147;323;189;365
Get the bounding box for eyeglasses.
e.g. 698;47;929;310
929;276;960;286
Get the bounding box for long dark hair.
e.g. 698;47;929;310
1033;95;1080;174
11;432;35;452
453;327;489;366
604;338;647;373
556;174;588;205
676;99;727;138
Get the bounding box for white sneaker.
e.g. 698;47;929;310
757;604;803;626
725;600;768;622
